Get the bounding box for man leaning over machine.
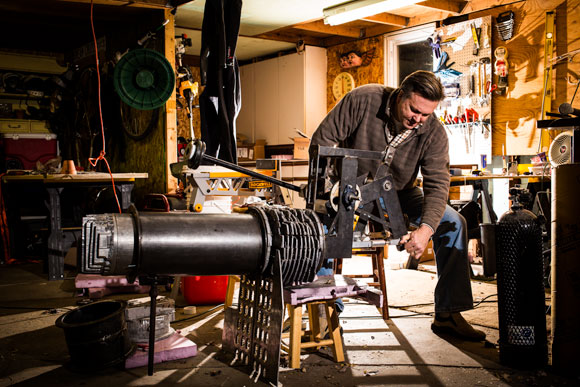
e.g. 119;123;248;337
310;70;485;341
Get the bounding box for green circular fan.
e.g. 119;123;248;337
113;49;175;110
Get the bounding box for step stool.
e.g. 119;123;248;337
281;275;382;369
335;247;390;319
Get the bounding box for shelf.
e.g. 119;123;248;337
0;92;49;100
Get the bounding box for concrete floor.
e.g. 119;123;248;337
0;252;578;387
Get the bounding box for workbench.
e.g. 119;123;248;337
450;173;550;223
1;172;148;280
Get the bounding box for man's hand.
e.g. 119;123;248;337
400;224;433;259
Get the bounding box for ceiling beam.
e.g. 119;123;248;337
461;0;524;14
408;10;455;26
321;35;358;48
55;0;183;9
292;20;364;39
363;24;401;39
361;13;408;27
409;0;525;26
253;30;327;47
415;0;468;15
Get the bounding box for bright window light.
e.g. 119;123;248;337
323;0;421;26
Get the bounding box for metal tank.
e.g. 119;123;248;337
495;188;548;367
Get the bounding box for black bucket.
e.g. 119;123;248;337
56;300;134;371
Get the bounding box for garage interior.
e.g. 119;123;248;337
1;0;579;386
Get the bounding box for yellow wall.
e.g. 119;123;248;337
326;36;385;112
480;0;579;155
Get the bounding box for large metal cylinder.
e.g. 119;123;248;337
496;205;547;368
81;205;325;286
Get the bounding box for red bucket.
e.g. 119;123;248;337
182;276;228;305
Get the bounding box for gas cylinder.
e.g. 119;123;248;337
496;188;547;367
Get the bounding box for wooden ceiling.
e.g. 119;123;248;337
254;1;475;48
0;0;521;60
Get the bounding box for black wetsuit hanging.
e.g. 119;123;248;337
199;0;242;164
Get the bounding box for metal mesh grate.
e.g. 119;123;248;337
223;205;325;384
223;264;283;385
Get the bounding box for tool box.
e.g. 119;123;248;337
1;132;59;170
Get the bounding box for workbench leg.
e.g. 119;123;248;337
46;187;64;281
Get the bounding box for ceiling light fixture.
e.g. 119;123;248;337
323;0;421;26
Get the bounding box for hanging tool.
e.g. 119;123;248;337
466;108;479;123
176;34;198;139
471;23;481;55
481;22;490;49
487;81;498;94
540;11;556;152
496;11;515;41
480;57;490;102
541;11;555;120
494;46;508;96
428;33;441;59
443;82;461;98
435;51;456;72
440;37;457;47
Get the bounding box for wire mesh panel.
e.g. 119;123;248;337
223;263;283;385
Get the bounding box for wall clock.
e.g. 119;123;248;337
332;72;355;100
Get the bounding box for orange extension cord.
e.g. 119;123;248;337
0;1;123;265
87;0;122;214
0;172;14;264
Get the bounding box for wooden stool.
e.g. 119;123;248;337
335;247;390;320
225;275;240;307
282;300;343;369
281;275;382;369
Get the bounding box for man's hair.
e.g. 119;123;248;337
399;70;444;102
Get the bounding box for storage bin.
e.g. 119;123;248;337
1;132;58;170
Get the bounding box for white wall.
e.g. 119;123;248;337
236;45;327;145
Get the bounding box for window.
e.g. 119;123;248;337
384;24;435;87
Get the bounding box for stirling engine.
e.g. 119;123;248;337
79;139;407;384
82;139;407;281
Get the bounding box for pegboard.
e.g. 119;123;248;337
433;16;493;168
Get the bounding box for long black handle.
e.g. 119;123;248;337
202;154;302;192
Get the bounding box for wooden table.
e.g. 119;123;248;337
450;174;550;183
2;172;148;280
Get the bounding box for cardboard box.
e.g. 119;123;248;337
419;240;434;262
449;185;474;201
237;144;254;161
254;139;266;160
293;137;310;160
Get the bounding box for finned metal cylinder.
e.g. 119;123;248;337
81;205;325;286
83;212;265;276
